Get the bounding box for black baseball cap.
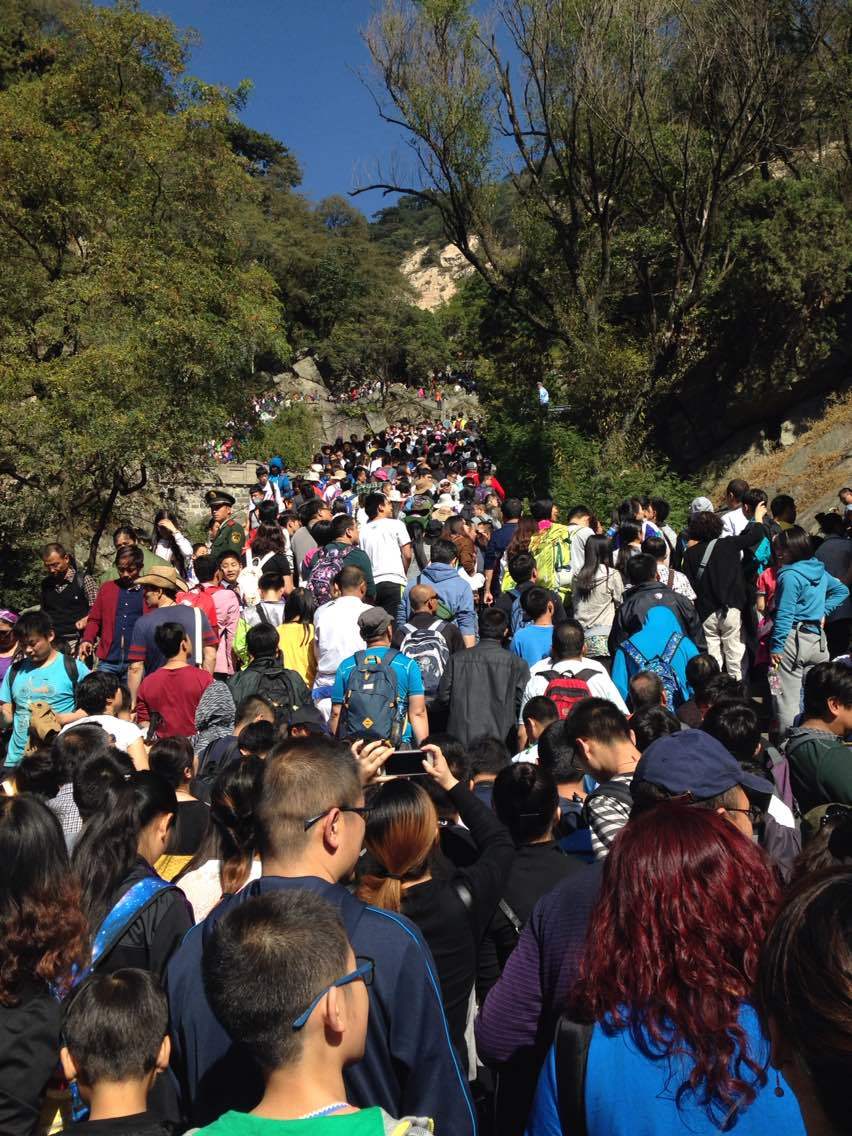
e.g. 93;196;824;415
634;729;772;807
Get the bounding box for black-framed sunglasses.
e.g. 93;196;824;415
303;804;373;832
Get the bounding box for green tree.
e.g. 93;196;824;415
0;1;287;564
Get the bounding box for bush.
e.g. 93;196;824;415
237;403;320;472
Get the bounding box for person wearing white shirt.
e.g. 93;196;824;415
566;507;596;583
517;621;629;748
358;491;413;618
721;478;749;538
311;567;372;719
58;669;148;768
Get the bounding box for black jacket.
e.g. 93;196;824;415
0;981;60;1136
400;782;514;1060
100;860;194;979
478;840;582;999
608;581;706;655
437;638;530;748
682;525;769;620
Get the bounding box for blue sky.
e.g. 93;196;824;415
138;1;406;218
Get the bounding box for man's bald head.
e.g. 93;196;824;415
410;583;438;613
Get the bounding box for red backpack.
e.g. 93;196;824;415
178;586;219;636
542;667;597;719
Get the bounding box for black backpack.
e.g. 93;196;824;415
228;663;305;721
581;779;633;826
553;1015;594;1136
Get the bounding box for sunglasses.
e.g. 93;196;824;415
303;804;373;831
291;956;375;1030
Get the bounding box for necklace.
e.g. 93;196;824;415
298;1102;349;1120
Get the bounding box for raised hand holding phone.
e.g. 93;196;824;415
420;743;459;792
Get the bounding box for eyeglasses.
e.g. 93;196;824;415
292;956;375;1030
303;804;373;831
726;805;766;826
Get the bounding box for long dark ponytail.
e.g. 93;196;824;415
72;769;177;929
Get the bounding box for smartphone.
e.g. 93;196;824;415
384;749;429;777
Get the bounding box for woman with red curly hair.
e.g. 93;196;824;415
0;795;88;1135
526;803;805;1135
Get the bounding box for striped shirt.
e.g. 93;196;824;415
586;773;634;859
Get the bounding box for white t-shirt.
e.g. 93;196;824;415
313;594;372;681
519;657;629;722
359;518;412;585
512;744;539;764
721;507;747;537
179;858;262;924
58;714;144;753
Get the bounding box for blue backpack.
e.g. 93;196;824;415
340;649;403;743
621;630;688;708
509;588;534;636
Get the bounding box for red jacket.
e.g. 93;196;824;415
82;580;151;661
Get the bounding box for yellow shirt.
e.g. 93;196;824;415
277;622;317;687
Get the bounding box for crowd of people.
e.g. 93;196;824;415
1;420;851;1136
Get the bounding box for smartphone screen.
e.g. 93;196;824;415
384;750;428;777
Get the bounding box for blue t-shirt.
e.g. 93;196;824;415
527;1004;805;1136
128;605;216;674
0;653;90;767
511;624;554;667
331;647;425;743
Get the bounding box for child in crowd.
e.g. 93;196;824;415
59;969;172;1136
199;890;434;1135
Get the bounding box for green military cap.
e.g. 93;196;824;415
205;488;236;509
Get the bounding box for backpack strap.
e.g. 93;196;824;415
696;538;718;582
75;876;175;986
621;639;646;668
498;897;524;936
573;668;599;685
257;604;272;627
554;1015;594;1136
666;566;674;588
661;631;684;666
584;780;633;810
7;653;79;714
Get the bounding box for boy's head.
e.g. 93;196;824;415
684;652;721;701
550;620;585;662
246;622;281;662
522;695;558;743
76;671;120;717
537;720;586;789
696;673;744;713
770;494;796;525
701;699;761;764
153;621;190;661
562;698;636;779
522;586;554;625
203;891;369;1074
803;662;852;733
61;969;169;1096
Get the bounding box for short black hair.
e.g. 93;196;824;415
72;747;135;821
14;610;54;641
492;763;558;844
507;551;535;584
641;536;668;562
726;479;749;502
330;514;355;541
685;652;721;697
239;721;277;757
335;565;366;593
803;661;852;720
563;698;632;745
479;607;509;641
530;499;554;522
688;511;724;542
218;549;242;567
76;671;119;716
259;571;285;592
522;695;558;728
63;969;168;1084
429;538;458;565
521;586;551;621
153;621;188;660
202;891;350;1071
246;622;280;660
468;736;510;778
742;488;768;514
696;673;744;709
702;699;761;764
537;720;585;783
626;553;657;586
628;671;664;711
502;498;523;520
650;498;670;524
194;554;219;583
364;492;386;521
236;694;276;725
551;620;584;660
631;705;682;752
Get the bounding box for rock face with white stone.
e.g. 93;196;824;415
401;239;478;311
